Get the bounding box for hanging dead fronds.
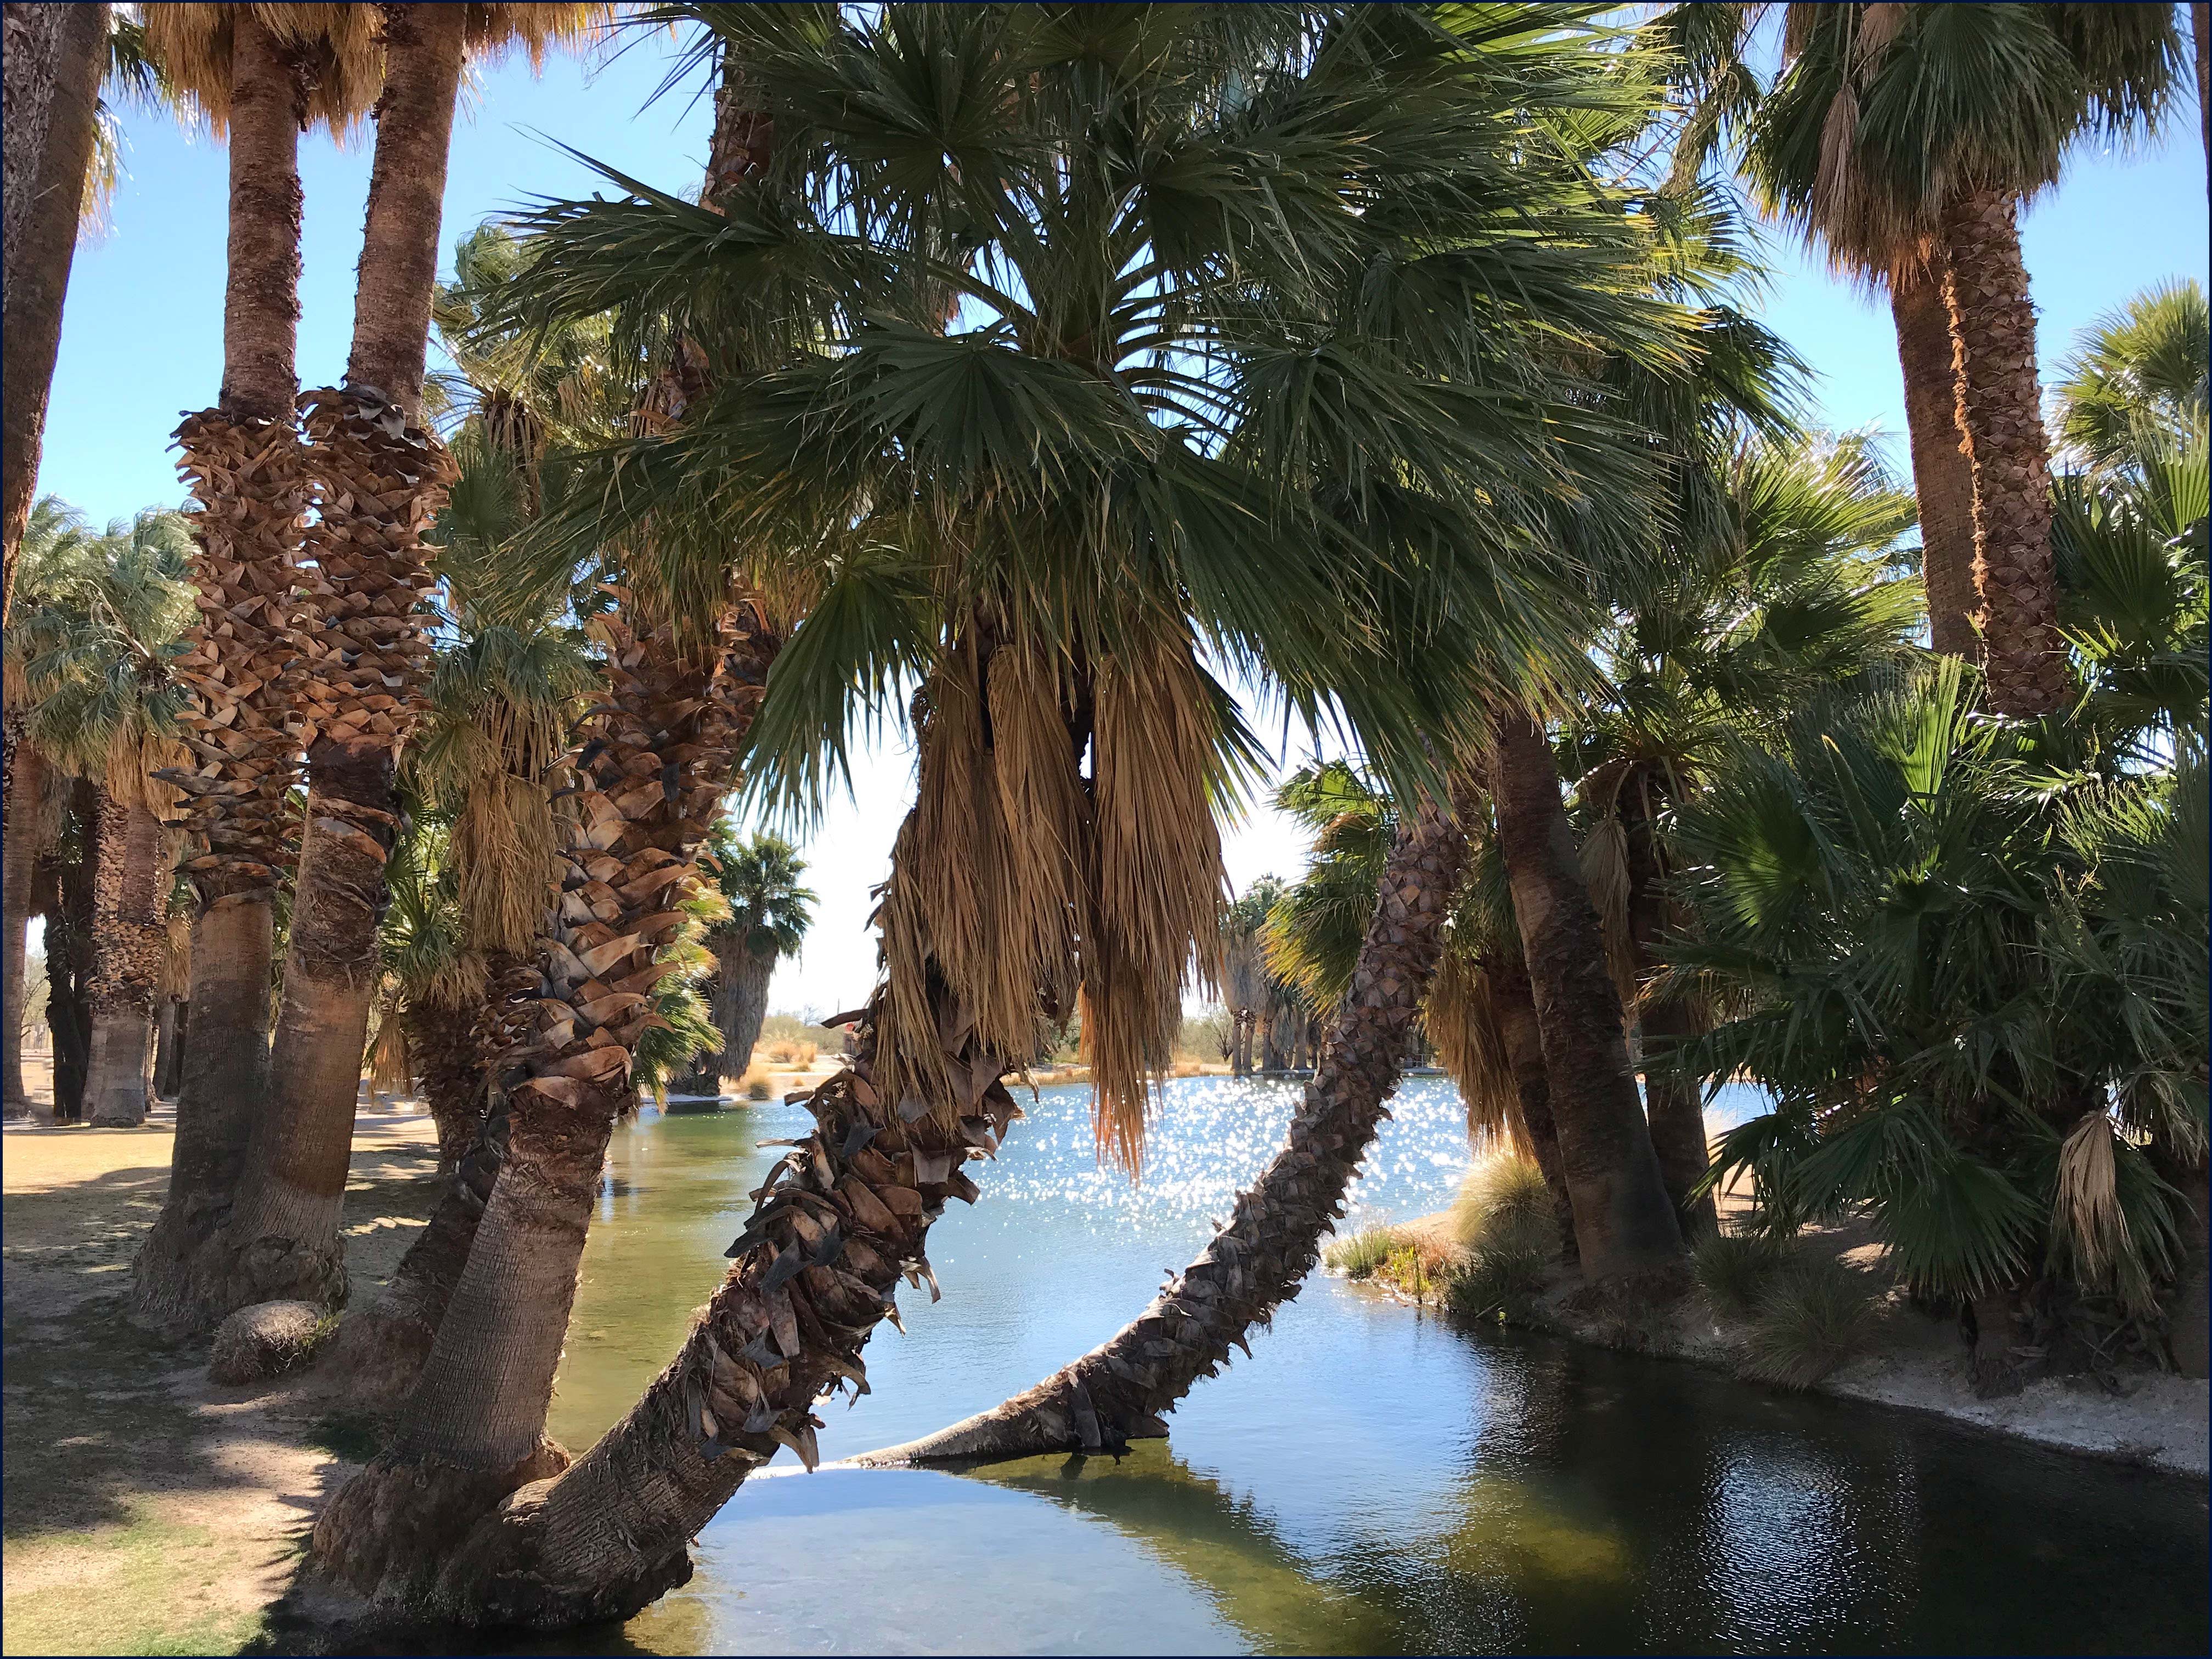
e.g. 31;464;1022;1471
1424;949;1519;1148
142;3;386;138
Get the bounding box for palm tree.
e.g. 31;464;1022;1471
1563;431;1924;1231
129;1;384;1332
2;2;110;631
3;500;196;1127
1222;879;1285;1078
309;4;1689;1622
1746;2;2184;714
671;826;815;1102
188;2;611;1324
2051;278;2209;473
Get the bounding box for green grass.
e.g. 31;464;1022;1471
305;1413;383;1463
1444;1245;1551;1322
1323;1227;1397;1280
1691;1227;1797;1318
1739;1259;1878;1389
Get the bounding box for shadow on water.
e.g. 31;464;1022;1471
487;1079;2208;1657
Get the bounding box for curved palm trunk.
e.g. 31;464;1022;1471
131;10;309;1331
856;795;1470;1472
308;604;778;1605
3;720;51;1116
408;1001;488;1172
83;792;167;1126
1491;956;1577;1262
1;1;107;628
195;4;470;1322
325;1087;511;1414
1487;707;1682;1283
1891;263;1981;662
1938;188;2069;718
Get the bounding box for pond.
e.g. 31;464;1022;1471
529;1077;2207;1656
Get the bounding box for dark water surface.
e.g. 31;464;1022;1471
537;1079;2208;1655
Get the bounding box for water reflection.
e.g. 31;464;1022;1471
540;1079;2207;1656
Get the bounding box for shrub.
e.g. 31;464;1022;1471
764;1040;818;1067
1444;1245;1550;1322
1739;1259;1878;1389
740;1068;774;1102
1692;1228;1796;1319
1323;1227;1396;1280
1449;1154;1556;1259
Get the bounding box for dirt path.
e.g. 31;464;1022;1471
3;1084;447;1656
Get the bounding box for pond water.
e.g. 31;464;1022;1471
529;1077;2207;1656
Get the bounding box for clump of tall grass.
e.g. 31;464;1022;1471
1737;1259;1878;1389
1323;1228;1397;1281
1449;1153;1558;1259
764;1039;819;1067
1442;1154;1558;1321
1691;1227;1797;1318
737;1067;774;1102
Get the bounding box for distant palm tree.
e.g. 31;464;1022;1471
671;827;815;1101
3;499;195;1126
2051;278;2209;474
1746;2;2184;714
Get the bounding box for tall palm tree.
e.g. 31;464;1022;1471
130;0;385;1332
2;2;110;632
671;826;815;1102
1746;2;2184;714
3;500;196;1127
193;2;612;1324
1222;878;1285;1078
308;4;1687;1623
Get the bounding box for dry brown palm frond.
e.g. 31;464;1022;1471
143;3;385;138
451;770;561;959
1425;949;1519;1147
365;986;413;1101
158;905;194;1001
2053;1113;2131;1287
103;725;187;817
461;3;612;68
986;641;1091;1030
1577;807;1639;1007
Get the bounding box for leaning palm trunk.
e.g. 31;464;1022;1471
83;790;168;1126
1487;706;1682;1283
1938;189;2070;717
1;2;108;628
130;10;312;1330
308;601;777;1602
1890;261;1981;662
2;718;52;1115
855;795;1470;1470
194;5;469;1320
408;1001;488;1172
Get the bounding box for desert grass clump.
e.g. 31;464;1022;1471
737;1067;774;1102
1738;1259;1878;1389
1444;1244;1550;1322
764;1039;818;1067
1324;1227;1397;1281
1449;1153;1558;1259
1692;1227;1797;1319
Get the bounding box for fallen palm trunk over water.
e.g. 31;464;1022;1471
852;793;1469;1468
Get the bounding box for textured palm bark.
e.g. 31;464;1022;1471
1938;189;2070;718
844;797;1469;1475
1;1;106;629
1491;956;1577;1262
673;941;774;1100
154;998;185;1100
1891;266;1981;662
1488;707;1683;1283
83;794;167;1127
42;781;96;1121
324;1089;511;1415
409;1002;488;1173
199;759;409;1317
3;721;49;1115
133;12;311;1330
309;604;778;1606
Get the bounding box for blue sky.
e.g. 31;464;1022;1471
35;24;2211;1018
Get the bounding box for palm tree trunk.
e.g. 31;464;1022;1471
1487;706;1682;1283
1891;263;1981;661
3;719;50;1116
201;3;472;1324
324;1086;511;1414
83;792;166;1127
153;997;184;1100
408;1001;487;1173
1;1;107;629
1938;188;2070;718
308;603;779;1607
2193;4;2209;176
1491;956;1576;1262
851;794;1471;1475
44;779;95;1122
132;7;310;1333
1637;995;1717;1239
